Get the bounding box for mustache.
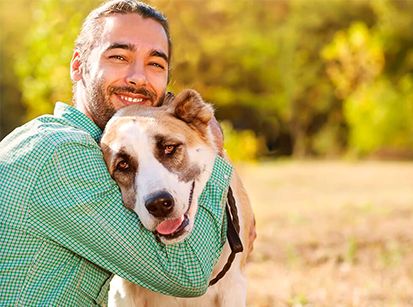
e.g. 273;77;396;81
108;86;156;101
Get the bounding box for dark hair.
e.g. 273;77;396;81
75;0;171;67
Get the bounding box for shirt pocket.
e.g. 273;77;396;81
77;258;113;305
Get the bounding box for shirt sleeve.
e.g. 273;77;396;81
28;139;232;297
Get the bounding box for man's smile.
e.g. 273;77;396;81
115;93;151;106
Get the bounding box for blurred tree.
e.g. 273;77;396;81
345;77;413;155
322;0;413;157
15;0;99;121
322;22;384;98
151;0;376;157
0;0;33;139
221;121;264;162
372;0;413;79
8;0;413;159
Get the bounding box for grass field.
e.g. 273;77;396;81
237;160;413;307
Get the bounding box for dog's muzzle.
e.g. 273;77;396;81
153;181;195;241
145;191;175;218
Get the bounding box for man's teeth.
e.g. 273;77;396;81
120;95;143;103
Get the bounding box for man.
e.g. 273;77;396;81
0;1;232;306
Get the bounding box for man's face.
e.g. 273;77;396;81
73;13;169;129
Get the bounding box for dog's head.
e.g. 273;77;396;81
101;89;217;244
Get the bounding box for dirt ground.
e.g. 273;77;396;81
237;160;413;307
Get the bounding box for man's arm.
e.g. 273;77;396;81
29;139;232;297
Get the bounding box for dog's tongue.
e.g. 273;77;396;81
156;216;184;235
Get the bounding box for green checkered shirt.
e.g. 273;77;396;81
0;102;232;306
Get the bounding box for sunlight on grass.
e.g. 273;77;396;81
241;160;413;306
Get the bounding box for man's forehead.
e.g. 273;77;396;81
98;13;168;53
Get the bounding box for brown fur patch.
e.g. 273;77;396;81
101;144;138;210
168;89;214;138
153;134;201;183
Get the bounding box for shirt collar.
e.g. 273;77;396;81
54;102;102;143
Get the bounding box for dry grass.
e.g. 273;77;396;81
237;160;413;307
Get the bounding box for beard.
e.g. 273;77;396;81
86;78;116;130
85;78;163;130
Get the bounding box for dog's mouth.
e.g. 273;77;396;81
153;181;195;241
154;214;190;240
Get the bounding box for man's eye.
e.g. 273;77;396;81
149;62;165;69
116;160;130;171
109;55;126;62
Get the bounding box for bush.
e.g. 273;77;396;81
345;77;413;156
221;121;264;162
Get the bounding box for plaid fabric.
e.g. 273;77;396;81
0;102;232;306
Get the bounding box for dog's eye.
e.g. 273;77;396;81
164;144;176;155
116;160;130;171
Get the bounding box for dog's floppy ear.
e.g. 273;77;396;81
169;89;214;134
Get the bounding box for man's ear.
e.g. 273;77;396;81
70;50;83;82
169;89;214;135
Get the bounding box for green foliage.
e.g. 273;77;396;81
345;77;413;156
322;22;384;98
221;121;263;163
14;0;99;120
2;0;413;158
322;5;413;157
0;0;33;138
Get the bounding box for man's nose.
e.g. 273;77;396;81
126;62;147;86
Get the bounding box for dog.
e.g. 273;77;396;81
101;89;255;306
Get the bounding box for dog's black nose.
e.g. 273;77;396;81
145;191;174;218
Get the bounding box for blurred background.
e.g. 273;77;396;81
1;0;413;305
